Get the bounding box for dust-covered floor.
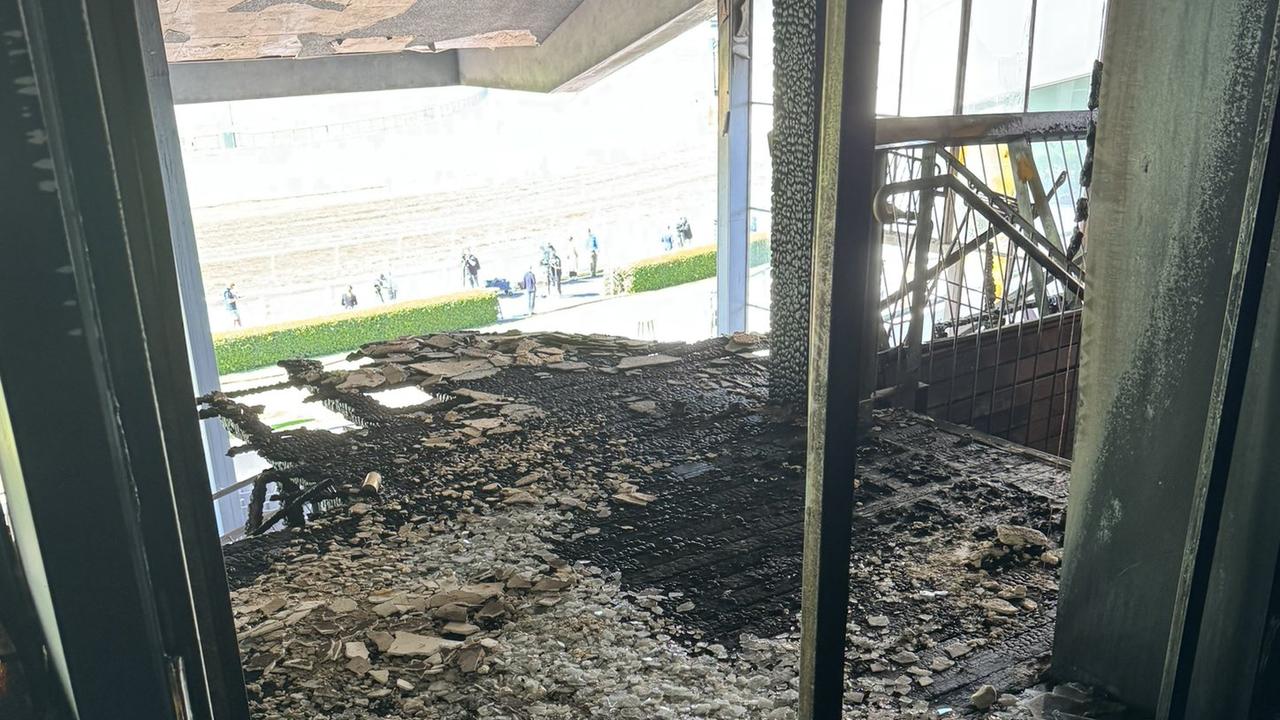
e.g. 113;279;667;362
209;332;1073;719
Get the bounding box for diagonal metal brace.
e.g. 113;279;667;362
875;173;1086;298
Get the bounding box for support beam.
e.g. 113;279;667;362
169;51;460;104
874;110;1093;148
2;1;193;716
458;0;714;93
901;145;936;400
1008;141;1050;313
119;4;250;708
797;0;880;716
716;0;750;335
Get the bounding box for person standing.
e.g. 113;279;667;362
550;251;563;296
661;226;674;252
539;244;553;297
341;285;358;310
587;229;599;276
522;267;538;315
677;217;692;247
222;283;241;328
466;253;481;288
543;244;559;297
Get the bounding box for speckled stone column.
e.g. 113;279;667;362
767;0;819;408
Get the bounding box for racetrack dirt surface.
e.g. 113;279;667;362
193;144;716;328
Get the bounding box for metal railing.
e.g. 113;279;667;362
870;117;1089;457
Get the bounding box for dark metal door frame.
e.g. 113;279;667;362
0;0;248;717
797;0;881;717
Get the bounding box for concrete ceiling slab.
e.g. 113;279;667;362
161;0;587;62
164;0;714;102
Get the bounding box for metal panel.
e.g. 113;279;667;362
797;0;880;716
1;0;249;716
1160;8;1280;717
1;1;184;716
717;0;751;335
135;0;245;538
98;0;250;715
1054;0;1280;712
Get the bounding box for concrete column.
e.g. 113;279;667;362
767;0;819;406
717;0;751;335
1053;0;1280;713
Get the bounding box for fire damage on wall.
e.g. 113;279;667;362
201;330;1122;719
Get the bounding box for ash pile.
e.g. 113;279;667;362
205;329;1094;719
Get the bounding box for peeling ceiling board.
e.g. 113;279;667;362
159;0;587;62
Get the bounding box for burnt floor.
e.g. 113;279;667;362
213;332;1068;715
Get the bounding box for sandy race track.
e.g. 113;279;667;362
193;143;716;331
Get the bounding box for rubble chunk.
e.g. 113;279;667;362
386;631;459;657
971;684;998;709
616;354;679;370
996;524;1051;549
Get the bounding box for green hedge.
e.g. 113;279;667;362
213;290;498;375
606;238;771;295
631;245;718;292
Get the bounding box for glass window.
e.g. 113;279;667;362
750;0;775;101
877;0;906;115
899;0;962;116
1027;0;1107;110
962;0;1033;114
749;103;773;211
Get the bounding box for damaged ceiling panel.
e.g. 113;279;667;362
159;0;587;62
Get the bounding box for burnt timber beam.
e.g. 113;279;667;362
875;110;1093;148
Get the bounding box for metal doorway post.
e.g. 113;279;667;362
797;0;882;717
717;0;751;335
131;0;244;537
1;0;249;716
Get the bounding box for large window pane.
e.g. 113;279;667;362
962;0;1033;113
900;0;962;116
749;103;773;212
750;0;775;101
1028;0;1107;110
877;0;906;115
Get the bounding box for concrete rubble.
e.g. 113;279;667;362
207;331;1120;719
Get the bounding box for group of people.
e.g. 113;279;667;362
340;273;397;311
540;243;564;297
515;229;602;316
660;217;693;251
220;230;612;328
